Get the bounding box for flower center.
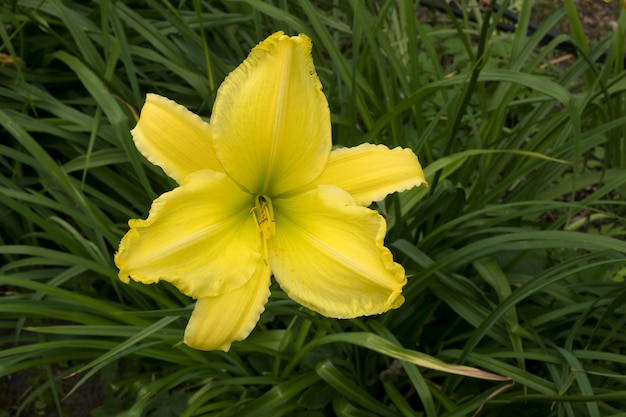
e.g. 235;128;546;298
250;195;275;262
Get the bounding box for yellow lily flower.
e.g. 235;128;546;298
115;32;426;351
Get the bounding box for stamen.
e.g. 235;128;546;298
251;195;275;263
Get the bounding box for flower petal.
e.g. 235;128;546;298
184;262;271;351
269;185;406;318
211;31;331;196
115;170;261;298
313;144;427;206
132;94;223;183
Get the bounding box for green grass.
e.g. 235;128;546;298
1;0;626;416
